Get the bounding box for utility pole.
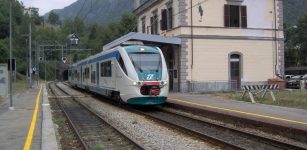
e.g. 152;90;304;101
35;43;39;86
44;47;46;83
29;22;32;88
9;0;13;110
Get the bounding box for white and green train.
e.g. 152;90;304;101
68;44;169;105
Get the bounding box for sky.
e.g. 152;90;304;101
19;0;77;15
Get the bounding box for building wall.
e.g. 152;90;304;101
0;64;8;97
135;0;284;92
189;39;275;81
185;0;281;28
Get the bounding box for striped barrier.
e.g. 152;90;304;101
241;84;279;103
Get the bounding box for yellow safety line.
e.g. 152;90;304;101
23;85;42;150
168;98;307;126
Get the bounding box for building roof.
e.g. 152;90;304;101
102;32;181;51
133;0;160;15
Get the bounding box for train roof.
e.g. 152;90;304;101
69;45;123;69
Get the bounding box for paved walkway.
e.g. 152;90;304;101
0;84;58;150
168;92;307;131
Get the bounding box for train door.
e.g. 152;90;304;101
166;48;174;91
80;66;83;85
111;60;116;88
96;62;99;86
79;67;82;85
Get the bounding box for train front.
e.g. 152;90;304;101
122;46;169;105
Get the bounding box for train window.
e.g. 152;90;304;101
91;71;96;83
100;61;112;77
100;63;105;77
85;67;90;79
83;72;85;81
128;52;162;72
106;61;112;77
71;70;74;80
118;56;127;75
74;70;77;80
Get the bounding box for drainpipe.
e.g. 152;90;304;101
274;0;278;77
190;0;194;69
190;0;194;91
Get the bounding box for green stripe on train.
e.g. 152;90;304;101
127;97;167;105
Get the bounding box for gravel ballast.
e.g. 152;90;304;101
58;83;221;149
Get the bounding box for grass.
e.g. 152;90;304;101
0;96;3;105
14;79;27;93
54;116;66;126
212;90;307;110
0;79;27;105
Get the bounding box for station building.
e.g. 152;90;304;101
131;0;285;92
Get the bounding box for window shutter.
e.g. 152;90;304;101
168;7;173;29
161;9;167;30
150;17;154;34
241;6;247;28
224;5;230;27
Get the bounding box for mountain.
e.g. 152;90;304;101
45;0;307;26
44;0;136;25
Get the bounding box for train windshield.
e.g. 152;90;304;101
128;52;162;81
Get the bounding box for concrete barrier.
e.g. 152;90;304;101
0;64;8;97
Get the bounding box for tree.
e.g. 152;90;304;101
119;13;137;34
47;11;60;25
30;9;43;25
285;13;307;67
296;14;307;66
0;39;9;63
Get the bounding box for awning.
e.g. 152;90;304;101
102;32;181;51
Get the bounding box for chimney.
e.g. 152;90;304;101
134;0;140;9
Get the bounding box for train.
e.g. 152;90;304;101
68;42;169;105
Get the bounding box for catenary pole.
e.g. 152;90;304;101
9;0;13;110
29;22;32;88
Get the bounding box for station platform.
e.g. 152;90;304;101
0;84;58;150
167;92;307;131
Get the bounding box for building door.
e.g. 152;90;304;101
230;54;241;89
167;48;174;91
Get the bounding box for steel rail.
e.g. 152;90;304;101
60;82;306;149
130;108;243;150
51;82;145;150
160;106;307;150
48;83;88;150
134;106;306;150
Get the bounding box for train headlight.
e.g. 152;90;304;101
160;81;168;87
133;81;143;86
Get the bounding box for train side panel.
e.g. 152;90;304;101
68;45;169;105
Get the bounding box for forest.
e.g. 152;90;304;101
0;0;137;80
0;0;307;80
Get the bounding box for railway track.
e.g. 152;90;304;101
59;82;307;149
132;106;307;150
48;82;144;150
